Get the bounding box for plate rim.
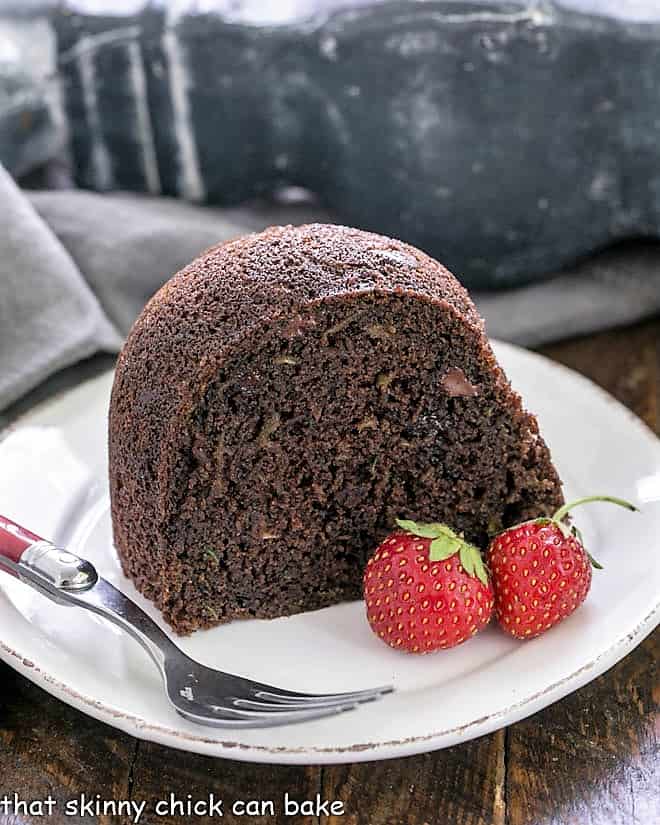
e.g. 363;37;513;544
1;341;659;764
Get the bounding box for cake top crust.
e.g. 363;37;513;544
139;223;484;348
115;224;489;428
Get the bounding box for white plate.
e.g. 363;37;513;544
0;341;658;765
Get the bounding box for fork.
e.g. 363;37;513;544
0;515;393;728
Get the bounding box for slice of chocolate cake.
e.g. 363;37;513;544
109;224;563;634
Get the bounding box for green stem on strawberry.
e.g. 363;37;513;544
547;494;639;570
552;495;638;524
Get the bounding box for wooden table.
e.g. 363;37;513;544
0;319;658;825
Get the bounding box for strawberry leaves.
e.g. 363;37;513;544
395;518;489;585
570;525;604;570
459;543;489;586
395;520;450;539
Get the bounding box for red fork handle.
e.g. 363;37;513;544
0;516;98;592
0;514;45;565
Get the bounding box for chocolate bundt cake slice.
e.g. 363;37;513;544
109;224;563;634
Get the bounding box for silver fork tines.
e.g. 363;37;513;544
164;658;393;727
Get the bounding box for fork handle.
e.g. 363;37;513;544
0;514;43;564
0;514;180;671
0;514;98;591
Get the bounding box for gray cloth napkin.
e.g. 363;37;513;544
1;164;659;412
0;165;120;410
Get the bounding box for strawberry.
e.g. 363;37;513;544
488;495;638;640
364;519;494;653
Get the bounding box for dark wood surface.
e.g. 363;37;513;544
0;319;658;825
